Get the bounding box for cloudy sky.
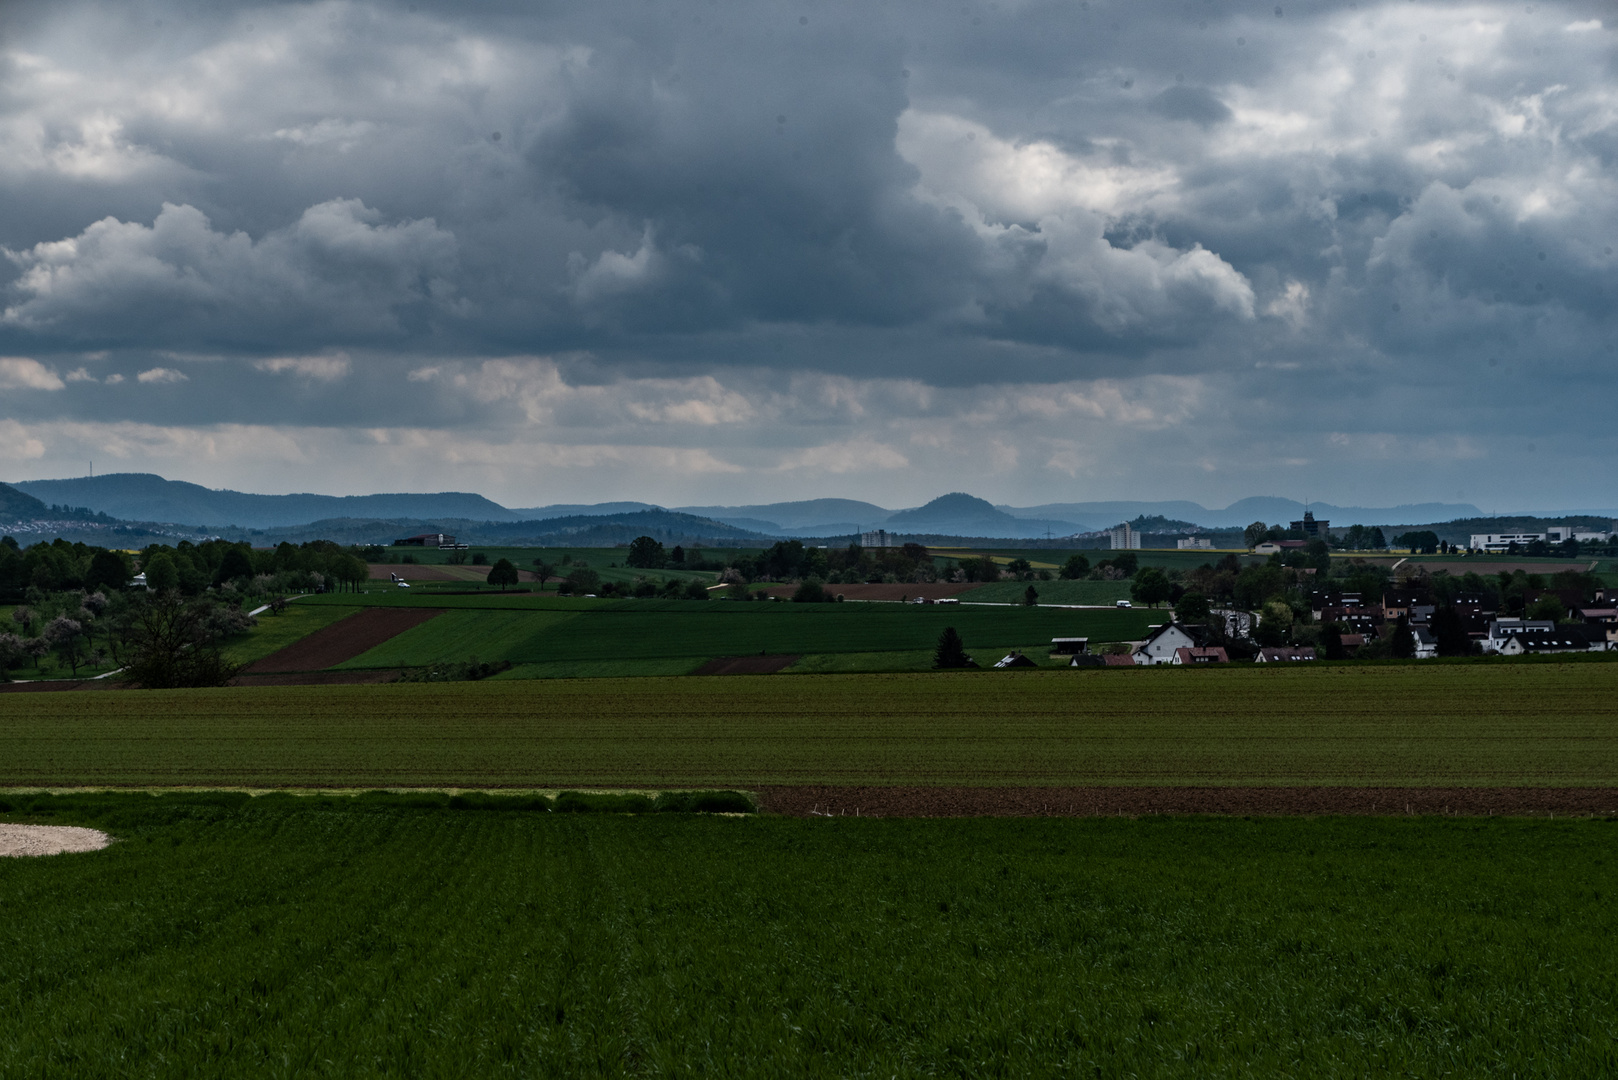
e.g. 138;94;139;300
0;0;1613;511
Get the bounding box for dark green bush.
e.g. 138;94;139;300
554;791;655;814
652;790;756;814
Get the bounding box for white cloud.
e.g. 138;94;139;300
256;353;352;381
0;419;46;460
136;367;187;384
0;357;64;391
103;373;124;385
898;109;1255;332
2;200;461;341
64;367;96;382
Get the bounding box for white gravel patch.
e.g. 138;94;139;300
0;825;113;857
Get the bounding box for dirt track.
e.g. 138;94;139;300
756;786;1618;818
692;655;801;675
243;607;441;673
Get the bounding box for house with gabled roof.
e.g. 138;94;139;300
1133;622;1202;665
1255;646;1316;662
1172;646;1228;665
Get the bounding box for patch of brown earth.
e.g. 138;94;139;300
756;786;1618;818
244;607;442;673
756;583;982;602
692;655;802;675
368;563;462;581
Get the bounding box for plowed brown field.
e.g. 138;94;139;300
243;607;442;673
757;785;1618;817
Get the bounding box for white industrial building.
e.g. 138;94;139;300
1109;523;1140;550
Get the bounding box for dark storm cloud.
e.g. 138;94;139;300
0;0;1613;508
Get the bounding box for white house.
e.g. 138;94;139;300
1496;628;1608;655
1410;626;1438;660
1483;619;1557;654
1133;623;1199;665
1176;537;1212;550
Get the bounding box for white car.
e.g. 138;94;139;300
1116;599;1131;608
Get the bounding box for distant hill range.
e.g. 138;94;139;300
4;473;1610;547
11;474;523;529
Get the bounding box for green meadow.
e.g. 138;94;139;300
2;794;1615;1077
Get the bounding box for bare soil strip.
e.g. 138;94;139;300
0;825;112;856
244;607;442;673
757;786;1618;818
693;654;801;675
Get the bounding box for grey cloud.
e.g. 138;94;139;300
0;0;1614;510
1147;87;1233;127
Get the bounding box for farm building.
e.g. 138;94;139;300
993;652;1038;669
1048;637;1089;656
393;533;462;549
1172;646;1229;665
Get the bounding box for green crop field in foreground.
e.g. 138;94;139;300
2;794;1615;1077
2;664;1616;788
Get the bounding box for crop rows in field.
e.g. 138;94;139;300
2;796;1616;1076
2;665;1616;789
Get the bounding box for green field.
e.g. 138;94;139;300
327;598;1157;670
2;665;1615;788
2;794;1615;1076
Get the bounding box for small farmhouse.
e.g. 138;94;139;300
1133;622;1201;665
